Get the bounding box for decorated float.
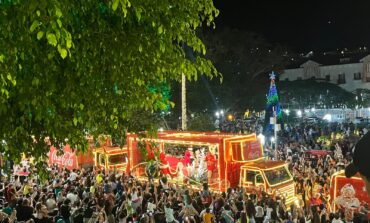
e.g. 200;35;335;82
126;130;297;206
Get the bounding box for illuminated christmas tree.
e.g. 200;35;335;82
265;72;283;131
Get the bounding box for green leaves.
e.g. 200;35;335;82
29;20;39;32
157;26;163;35
112;0;119;11
55;7;63;18
47;33;57;46
0;0;219;172
57;45;67;59
37;31;44;40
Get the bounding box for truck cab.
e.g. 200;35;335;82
240;160;295;206
94;146;128;171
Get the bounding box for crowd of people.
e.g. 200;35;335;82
0;121;369;223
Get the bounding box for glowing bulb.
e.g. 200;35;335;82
323;114;332;122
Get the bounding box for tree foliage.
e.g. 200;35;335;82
279;79;355;109
185;28;292;113
187;113;215;132
0;0;219;164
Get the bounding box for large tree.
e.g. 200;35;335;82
0;0;219;164
179;28;292;114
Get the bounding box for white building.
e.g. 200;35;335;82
280;51;370;92
289;108;370;123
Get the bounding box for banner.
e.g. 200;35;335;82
243;140;263;160
49;145;78;170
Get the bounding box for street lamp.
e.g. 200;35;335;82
227;114;234;121
323;114;332;122
297;110;302;117
215;111;220;118
257;133;265;146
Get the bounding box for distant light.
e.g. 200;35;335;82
271;137;275;142
311;108;316;112
297;110;302;117
323;114;332;122
158;128;164;132
368;107;370;111
257;133;265;146
215;111;220;117
227;114;234;121
304;109;310;113
284;109;290;115
191;113;194;118
220;110;224;115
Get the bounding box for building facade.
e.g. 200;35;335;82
281;53;370;92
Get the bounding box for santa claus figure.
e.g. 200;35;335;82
335;183;360;222
159;152;170;177
205;151;216;182
182;150;192;178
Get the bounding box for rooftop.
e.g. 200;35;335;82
286;49;370;69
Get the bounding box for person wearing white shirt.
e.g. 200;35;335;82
331;213;344;223
45;194;57;213
66;190;78;204
69;170;78;182
255;203;264;223
164;202;178;223
264;205;273;222
147;198;156;223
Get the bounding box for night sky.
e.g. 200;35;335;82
213;0;370;52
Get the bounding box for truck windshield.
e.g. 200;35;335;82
264;166;292;186
108;153;128;165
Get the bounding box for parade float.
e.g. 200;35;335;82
126;130;297;206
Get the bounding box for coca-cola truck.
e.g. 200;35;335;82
49;144;128;171
126;131;297;206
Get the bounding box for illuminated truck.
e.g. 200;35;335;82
93;146;128;171
330;171;370;219
49;144;127;172
126;131;296;206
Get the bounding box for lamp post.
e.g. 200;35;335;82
181;74;187;130
271;107;278;155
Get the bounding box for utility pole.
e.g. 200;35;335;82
181;74;187;130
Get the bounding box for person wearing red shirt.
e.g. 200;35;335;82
5;184;17;207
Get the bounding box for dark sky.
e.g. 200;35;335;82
213;0;370;52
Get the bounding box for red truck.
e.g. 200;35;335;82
126;131;297;206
